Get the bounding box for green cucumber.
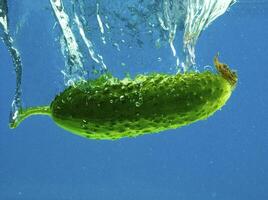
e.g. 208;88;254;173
10;56;237;140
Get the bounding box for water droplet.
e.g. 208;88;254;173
104;87;109;92
120;95;124;101
135;102;141;107
81;124;87;129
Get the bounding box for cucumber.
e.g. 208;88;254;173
10;56;237;140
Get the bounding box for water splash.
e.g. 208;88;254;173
49;0;236;76
183;0;236;70
157;0;186;71
50;0;86;85
50;0;108;85
155;0;236;71
0;0;23;127
73;13;107;72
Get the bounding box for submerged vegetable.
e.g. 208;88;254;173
10;56;237;140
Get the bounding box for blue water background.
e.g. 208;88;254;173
1;1;268;199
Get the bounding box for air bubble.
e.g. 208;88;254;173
120;95;125;101
135;102;141;107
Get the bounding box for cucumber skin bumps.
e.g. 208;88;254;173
11;56;238;140
51;70;236;139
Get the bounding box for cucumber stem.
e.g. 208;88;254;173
214;53;238;87
9;106;51;129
